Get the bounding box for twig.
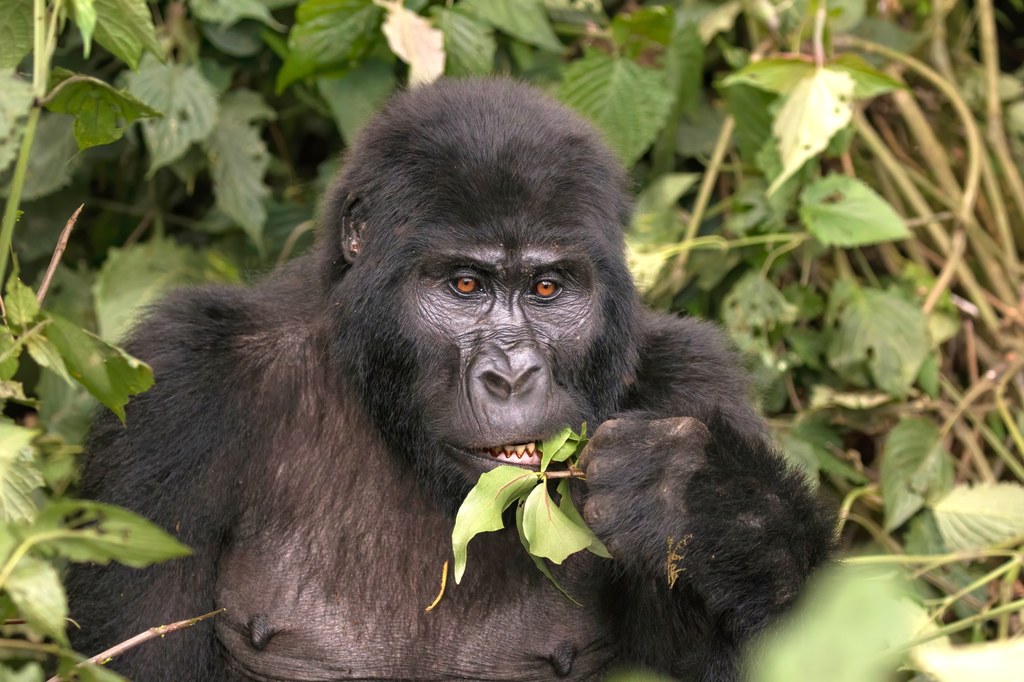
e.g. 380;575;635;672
36;204;83;305
977;0;1024;247
922;228;965;314
812;1;827;68
649;116;736;300
837;36;982;230
424;560;448;612
46;609;225;682
544;468;585;480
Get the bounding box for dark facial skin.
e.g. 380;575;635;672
412;246;595;476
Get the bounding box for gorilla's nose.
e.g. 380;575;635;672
474;346;548;402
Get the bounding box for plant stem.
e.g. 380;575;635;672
0;107;40;284
46;609;226;682
893;595;1024;652
0;0;60;286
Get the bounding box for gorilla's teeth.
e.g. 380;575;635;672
526;442;536;454
515;444;526;456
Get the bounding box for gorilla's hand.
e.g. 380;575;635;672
579;416;710;579
579;414;832;638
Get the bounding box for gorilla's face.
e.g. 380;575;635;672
325;80;641;504
410;240;598;477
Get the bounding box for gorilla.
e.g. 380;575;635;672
67;79;833;681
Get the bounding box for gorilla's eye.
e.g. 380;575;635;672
453;277;480;295
533;280;559;298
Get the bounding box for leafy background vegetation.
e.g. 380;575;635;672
1;0;1024;679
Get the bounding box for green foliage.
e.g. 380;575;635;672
931;484;1024;551
799;175;909;247
881;417;953;531
0;0;1022;675
126;57;220;174
558;50;673;166
45;70;161;150
452;426;607;597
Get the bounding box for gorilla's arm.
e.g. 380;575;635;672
582;311;834;680
65;287;254;680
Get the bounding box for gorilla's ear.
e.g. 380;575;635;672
339;193;366;264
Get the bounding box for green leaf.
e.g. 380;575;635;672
539;426;572;472
781;416;867;486
277;0;383;91
4;555;68;644
94;238;220;342
696;0;742;43
204;90;273;248
931;483;1024;551
126;55;219;174
749;566;921;682
768;67;854;195
0;663;44;682
31;499;191;566
831;53;904;99
827;282;930;399
521;483;593;564
452;465;540;583
317;59;397;145
556;480;609;558
799;175;909;247
0;327;21;380
722;272;797;357
44;71;162;150
188;0;282;28
0;71;35;175
461;0;562;52
630;173;700;247
1;113;80;201
610;5;672;55
25;334;73;386
0;422;43;523
722;57;815;95
93;0;162;69
558;51;673;166
0;0;32;69
881;418;954;531
42;314;154;422
430;6;495;77
4;277;39;328
514;499;582;605
69;0;98;56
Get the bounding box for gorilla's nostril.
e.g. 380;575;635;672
481;371;513;399
513;365;542;394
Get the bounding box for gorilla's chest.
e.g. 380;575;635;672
214;480;617;680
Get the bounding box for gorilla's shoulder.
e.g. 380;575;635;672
124;256;320;379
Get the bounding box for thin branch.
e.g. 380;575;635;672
812;1;827;68
922;228;965;314
46;609;226;682
36;204;83;305
424;560;448;612
544;468;585;480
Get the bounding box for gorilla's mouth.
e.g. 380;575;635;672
449;441;543;470
484;442;541;467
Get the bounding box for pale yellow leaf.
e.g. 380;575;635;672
768;67;854;195
376;0;445;86
913;639;1024;682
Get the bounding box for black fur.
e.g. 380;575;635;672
67;79;833;681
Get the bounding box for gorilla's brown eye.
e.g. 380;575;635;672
534;280;559;298
454;277;479;294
